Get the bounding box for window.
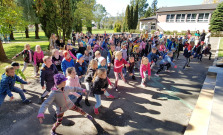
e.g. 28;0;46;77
166;14;175;22
176;14;185;22
151;23;156;30
198;13;209;22
186;14;197;22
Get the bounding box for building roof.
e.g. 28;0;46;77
139;16;157;21
157;3;218;13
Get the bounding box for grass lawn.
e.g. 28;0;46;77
218;38;223;57
0;41;49;79
11;31;48;42
83;29;114;34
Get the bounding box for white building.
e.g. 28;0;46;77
139;3;218;32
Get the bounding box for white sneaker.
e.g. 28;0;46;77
165;70;170;72
141;83;146;88
154;73;159;77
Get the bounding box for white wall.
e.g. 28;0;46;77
157;22;210;32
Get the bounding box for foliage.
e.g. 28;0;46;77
151;0;158;16
114;23;122;32
93;4;107;29
129;29;140;33
133;3;139;29
209;2;223;32
144;6;152;18
151;30;156;34
125;5;131;31
130;0;148;18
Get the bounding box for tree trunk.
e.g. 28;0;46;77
63;29;66;42
25;27;29;38
0;40;9;62
9;25;15;40
35;23;40;39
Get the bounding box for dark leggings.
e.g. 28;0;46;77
36;62;41;73
183;57;191;69
156;63;171;74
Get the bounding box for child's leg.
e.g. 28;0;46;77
104;91;110;96
52;113;64;132
177;51;180;59
122;66;127;76
70;105;87;116
120;72;126;82
209;52;212;60
31;62;37;75
94;94;101;109
166;63;171;70
85;82;91;99
141;71;146;84
107;65;111;75
183;58;189;69
21;62;28;72
156;64;165;74
151;62;155;69
12;87;26;101
20;84;24;90
36;62;40;74
114;72;119;88
0;94;7;106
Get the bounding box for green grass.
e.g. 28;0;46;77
11;31;48;42
83;29;114;34
219;38;223;57
0;41;49;79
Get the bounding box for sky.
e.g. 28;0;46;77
96;0;204;16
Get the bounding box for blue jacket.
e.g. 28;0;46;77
102;41;108;51
159;55;175;66
0;73;27;97
167;41;176;50
61;58;75;75
75;61;87;76
40;64;58;87
147;52;159;63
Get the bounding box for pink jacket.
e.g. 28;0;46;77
33;51;44;65
69;50;77;60
159;45;166;52
114;58;128;73
140;63;151;78
66;76;81;97
140;41;146;51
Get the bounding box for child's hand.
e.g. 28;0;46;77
108;63;111;67
42;86;45;90
129;73;133;76
174;65;177;68
101;88;106;91
78;76;82;79
159;56;162;59
38;118;43;124
148;76;151;80
126;63;130;67
10;96;14;101
12;56;16;59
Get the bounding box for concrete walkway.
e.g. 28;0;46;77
0;37;219;135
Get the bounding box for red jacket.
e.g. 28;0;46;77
114;58;128;73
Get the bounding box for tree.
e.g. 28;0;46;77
125;5;131;31
93;4;107;29
114;23;122;32
209;2;223;32
133;3;139;29
203;0;223;4
144;6;152;18
0;0;25;61
130;0;149;18
151;0;158;16
130;5;134;29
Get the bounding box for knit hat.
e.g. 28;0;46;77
76;53;83;60
54;73;68;86
98;57;105;64
11;62;20;67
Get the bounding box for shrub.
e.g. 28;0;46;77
114;23;122;32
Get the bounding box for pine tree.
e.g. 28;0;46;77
133;3;139;29
145;6;152;18
130;5;134;29
209;2;223;32
125;5;131;31
151;0;158;16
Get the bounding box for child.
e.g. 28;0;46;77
75;53;87;83
77;42;86;55
0;66;31;106
39;56;58;104
83;50;91;64
147;47;160;69
52;49;63;72
37;73;93;135
67;45;77;60
183;41;195;70
59;50;64;57
61;51;75;75
98;57;107;69
120;43;128;77
114;51;129;91
92;68;114;115
140;38;147;56
67;39;72;46
128;55;136;80
132;47;141;69
155;51;177;76
107;44;116;75
84;60;98;106
115;41;121;51
177;38;184;59
66;67;83;107
11;62;27;93
12;44;37;76
194;41;204;61
33;45;44;76
202;44;212;60
87;45;93;60
59;39;65;50
94;51;101;61
140;57;151;88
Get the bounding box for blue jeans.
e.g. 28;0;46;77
94;91;110;108
0;87;26;106
122;67;127;76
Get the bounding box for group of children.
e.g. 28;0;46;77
0;30;213;135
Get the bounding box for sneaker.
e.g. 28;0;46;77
75;102;82;108
85;99;91;106
115;87;118;92
51;130;58;135
86;114;93;121
106;95;115;99
94;107;99;115
23;89;27;93
132;75;136;80
165;70;170;73
154;73;159;77
186;65;190;67
23;99;32;104
141;83;146;88
38;97;44;104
